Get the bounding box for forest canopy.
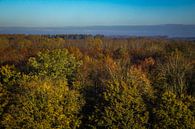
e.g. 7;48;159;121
0;34;194;129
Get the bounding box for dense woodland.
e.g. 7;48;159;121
0;34;195;129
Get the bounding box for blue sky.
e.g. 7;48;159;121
0;0;195;27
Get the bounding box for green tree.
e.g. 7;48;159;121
1;79;85;129
88;80;149;129
27;49;82;83
153;91;195;129
0;65;21;91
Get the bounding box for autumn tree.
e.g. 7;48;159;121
155;50;193;95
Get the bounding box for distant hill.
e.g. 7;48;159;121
0;24;195;38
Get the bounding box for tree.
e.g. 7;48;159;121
85;58;152;128
0;83;8;120
1;79;85;129
153;91;195;129
155;50;193;95
88;80;149;129
0;65;21;92
27;49;82;83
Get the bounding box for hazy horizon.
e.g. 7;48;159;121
1;24;195;38
1;24;195;28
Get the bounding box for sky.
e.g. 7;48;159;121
0;0;195;27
